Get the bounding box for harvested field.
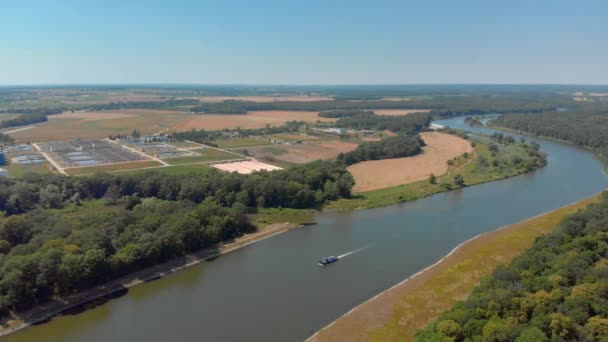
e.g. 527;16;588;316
172;111;334;131
211;160;282;174
372;109;430;116
65;160;163;175
8;109;191;143
248;141;358;164
190;95;333;103
348;132;473;192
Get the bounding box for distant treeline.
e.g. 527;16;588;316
338;134;425;165
170;121;303;145
84;99;200;111
493;110;608;151
0;108;64;129
417;192;608;342
190;95;564;117
326;111;431;135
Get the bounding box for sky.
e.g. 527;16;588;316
1;0;607;85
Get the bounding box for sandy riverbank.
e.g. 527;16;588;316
0;222;305;337
308;193;604;342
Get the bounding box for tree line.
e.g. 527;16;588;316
493;110;608;150
338;135;425;165
321;111;431;134
417;192;608;341
170;121;303;145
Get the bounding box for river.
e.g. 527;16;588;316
6;117;608;342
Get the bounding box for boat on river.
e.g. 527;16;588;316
319;256;338;266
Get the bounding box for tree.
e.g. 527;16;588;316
429;173;437;184
131;129;141;138
39;184;62;209
436;320;462;340
104;185;121;205
515;327;548;342
453;174;465;186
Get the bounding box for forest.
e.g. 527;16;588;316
493;110;608;153
338;134;425;165
325;111;431;134
417;192;608;342
0;160;354;315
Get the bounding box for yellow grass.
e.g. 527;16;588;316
311;194;603;342
347;132;473;192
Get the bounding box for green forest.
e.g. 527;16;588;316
0;161;354;315
338;135;425;165
417;192;608;342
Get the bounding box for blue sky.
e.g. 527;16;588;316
1;1;607;85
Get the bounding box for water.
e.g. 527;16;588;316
7;117;608;342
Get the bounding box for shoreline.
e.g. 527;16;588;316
308;191;605;342
0;221;309;337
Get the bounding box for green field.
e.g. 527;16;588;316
215;137;272;148
251;207;316;229
166;148;240;165
2;162;54;178
67;161;162;175
119;164;212;176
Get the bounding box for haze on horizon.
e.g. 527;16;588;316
1;0;607;85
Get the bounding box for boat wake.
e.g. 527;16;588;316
337;247;367;259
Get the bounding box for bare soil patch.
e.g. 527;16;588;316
172;111;334;131
348;132;473;192
372;109;430;116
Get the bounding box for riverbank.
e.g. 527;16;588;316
0;220;309;337
309;192;604;342
326;135;545;211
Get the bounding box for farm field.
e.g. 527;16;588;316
119;164;213;176
247;140;358;164
2;162;54;178
165;148;241;165
215;137;272;148
372;109;431;115
6;109;191;142
171;111;335;131
347;132;473;192
188;95;333;102
65;160;163;175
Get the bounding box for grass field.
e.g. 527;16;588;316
118;164;213;176
7;109;191;143
66;160;162;175
2;162;54;178
215;137;272;148
251;207;316;229
165;148;240;165
312;194;603;342
327;137;538;211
